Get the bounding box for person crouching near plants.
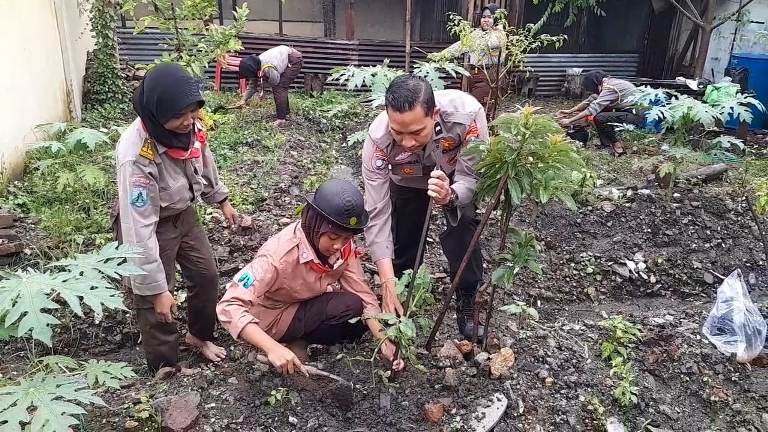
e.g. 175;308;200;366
217;179;404;374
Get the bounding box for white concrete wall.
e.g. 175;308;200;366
705;0;768;80
0;0;93;183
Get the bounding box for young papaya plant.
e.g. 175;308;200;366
427;106;589;349
0;242;142;431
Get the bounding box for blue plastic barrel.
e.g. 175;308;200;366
728;53;768;130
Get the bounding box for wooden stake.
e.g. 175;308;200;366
425;174;507;351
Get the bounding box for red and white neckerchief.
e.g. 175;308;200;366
141;121;207;160
308;240;355;274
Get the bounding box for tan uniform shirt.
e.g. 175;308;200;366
259;45;296;86
116;118;229;296
216;221;381;340
440;27;507;66
362;89;489;262
584;77;639;116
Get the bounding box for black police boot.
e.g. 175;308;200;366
455;290;485;342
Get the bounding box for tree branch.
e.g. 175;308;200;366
668;0;705;27
684;0;701;21
713;0;756;30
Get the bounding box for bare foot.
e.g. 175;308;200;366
612;141;626;157
272;119;287;127
285;339;309;363
185;333;227;362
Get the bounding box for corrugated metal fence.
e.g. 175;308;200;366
117;29;640;96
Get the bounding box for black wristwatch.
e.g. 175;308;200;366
445;188;458;208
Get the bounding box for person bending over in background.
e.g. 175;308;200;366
556;70;642;156
233;45;303;127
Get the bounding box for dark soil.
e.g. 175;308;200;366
3;93;768;432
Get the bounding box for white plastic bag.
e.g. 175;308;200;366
702;269;767;363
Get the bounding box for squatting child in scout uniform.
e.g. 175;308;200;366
362;74;489;341
114;63;240;372
217;179;404;374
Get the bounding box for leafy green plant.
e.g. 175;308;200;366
329;60;468;107
531;0;607;29
634;87;764;148
467;106;588;211
585;397;607;432
83;0;131;121
598;315;641;411
132;395;161;431
266;387;289;406
374;266;434;370
0;243;140;431
122;0;249;77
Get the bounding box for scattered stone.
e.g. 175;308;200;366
0;229;20;242
0;241;22;257
238;215;253;229
537;369;549;380
467;393;508;432
761;413;768;428
444;368;459;387
154;366;177;382
605;417;626;432
0;210;14;229
489;348;515;379
748;272;757;285
474;352;490;366
703;271;715;284
434;272;448;278
288;416;298;426
278;217;291;225
227;377;239;385
125;420;139;429
600;201;616;213
455;340;473;356
544;377;554;387
423;402;445;423
152;391;201;432
437;340;465;368
611;264;630;279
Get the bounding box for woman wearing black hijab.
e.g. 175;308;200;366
556;70;642;156
113;63;239;372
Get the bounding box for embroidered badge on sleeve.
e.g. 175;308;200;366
130;176;151;209
372;146;389;170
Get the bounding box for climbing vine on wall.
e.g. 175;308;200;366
83;0;131;121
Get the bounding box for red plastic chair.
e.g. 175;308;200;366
215;54;247;93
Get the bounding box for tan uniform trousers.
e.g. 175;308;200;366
114;206;219;371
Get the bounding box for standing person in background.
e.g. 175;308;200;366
429;4;506;110
556;70;642;156
233;45;304;127
113;63;239;372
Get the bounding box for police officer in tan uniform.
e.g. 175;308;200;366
114;63;239;371
362;74;488;340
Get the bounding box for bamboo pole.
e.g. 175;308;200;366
480;206;513;350
425;174;508;351
405;0;412;72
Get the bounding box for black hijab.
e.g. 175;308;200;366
582;70;608;95
238;54;262;79
133;63;204;150
481;3;500;25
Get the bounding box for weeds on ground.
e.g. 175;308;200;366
599;315;641;411
266;387;290;406
0;123;118;251
131;395;162;431
292;91;375;134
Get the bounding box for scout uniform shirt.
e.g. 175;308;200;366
216;221;381;340
584;77;640;116
439;27;507;66
116;118;229;296
362;89;489;263
244;45;298;99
